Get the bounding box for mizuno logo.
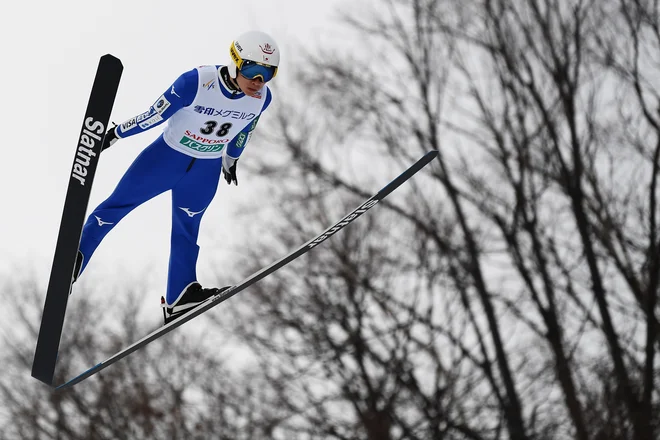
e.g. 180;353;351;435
170;86;181;98
179;207;206;218
95;215;114;226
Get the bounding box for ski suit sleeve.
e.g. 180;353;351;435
223;87;273;164
114;69;199;138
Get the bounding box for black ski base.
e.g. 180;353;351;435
32;54;123;386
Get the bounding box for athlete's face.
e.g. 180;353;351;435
236;73;265;97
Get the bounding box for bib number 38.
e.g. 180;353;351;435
200;120;232;137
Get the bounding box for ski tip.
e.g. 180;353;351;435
30;351;58;387
99;54;123;67
426;150;439;159
30;371;54;387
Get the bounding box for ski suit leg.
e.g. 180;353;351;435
78;136;192;275
165;156;223;304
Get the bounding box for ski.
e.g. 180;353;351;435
32;55;123;386
55;150;439;390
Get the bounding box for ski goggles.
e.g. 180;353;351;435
238;60;278;82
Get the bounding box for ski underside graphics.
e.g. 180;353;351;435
32;55;123;387
54;150;438;389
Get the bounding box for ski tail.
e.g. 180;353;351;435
55;149;438;389
32;55;123;386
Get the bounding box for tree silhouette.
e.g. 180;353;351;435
223;0;659;439
0;276;282;440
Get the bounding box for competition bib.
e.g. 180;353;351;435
163;65;267;159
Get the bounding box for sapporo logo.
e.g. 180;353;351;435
179;136;225;153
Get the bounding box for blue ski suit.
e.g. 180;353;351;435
77;65;272;305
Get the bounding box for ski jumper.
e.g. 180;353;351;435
77;65;272;305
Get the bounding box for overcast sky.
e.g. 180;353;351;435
0;1;349;297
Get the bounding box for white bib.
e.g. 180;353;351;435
163;65;268;159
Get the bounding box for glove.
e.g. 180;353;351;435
223;157;238;186
101;124;120;151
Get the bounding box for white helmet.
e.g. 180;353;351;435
228;31;280;82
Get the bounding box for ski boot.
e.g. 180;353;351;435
161;282;231;325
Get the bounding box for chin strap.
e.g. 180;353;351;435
219;66;242;94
